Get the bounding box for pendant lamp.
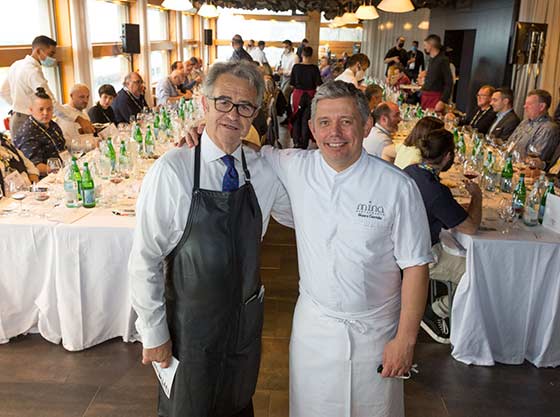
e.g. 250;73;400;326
377;0;415;13
355;0;380;20
341;11;359;24
198;2;219;18
161;0;194;11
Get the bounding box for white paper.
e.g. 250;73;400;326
542;194;560;234
152;357;180;399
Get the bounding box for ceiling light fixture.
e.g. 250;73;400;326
377;0;415;13
355;0;380;20
198;2;219;18
161;0;194;11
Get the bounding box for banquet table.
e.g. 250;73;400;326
442;170;560;368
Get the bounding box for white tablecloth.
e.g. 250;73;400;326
0;207;138;351
451;219;560;368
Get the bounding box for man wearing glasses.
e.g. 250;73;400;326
448;85;497;135
129;61;292;417
112;72;149;124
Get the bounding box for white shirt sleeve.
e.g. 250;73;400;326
391;178;433;269
27;67;79;122
0;76;12;105
129;157;191;348
270;180;294;229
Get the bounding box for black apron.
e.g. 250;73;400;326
159;141;264;417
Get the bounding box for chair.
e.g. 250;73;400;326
265;91;282;148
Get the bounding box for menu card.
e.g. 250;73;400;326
542;194;560;234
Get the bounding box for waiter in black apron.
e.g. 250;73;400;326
129;61;293;417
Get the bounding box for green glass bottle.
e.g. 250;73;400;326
538;179;556;224
119;140;128;171
133;124;143;145
453;128;459;145
145;125;154;155
500;155;514;193
153;113;160;130
71;156;83;201
81;162;96;208
106;137;117;172
457;133;466;157
512;173;526;216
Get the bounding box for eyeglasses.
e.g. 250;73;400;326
477;94;490;98
208;96;258;118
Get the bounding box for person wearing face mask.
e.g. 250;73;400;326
335;53;370;89
88;84;117;125
406;41;425;82
111;72;149;125
0;35;94;139
384;36;408;76
277;40;299;106
404;129;482;344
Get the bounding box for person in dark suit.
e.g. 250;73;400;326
488;87;520;143
450;85;497;134
406;41;425;82
88;84;117;125
111;72;149;124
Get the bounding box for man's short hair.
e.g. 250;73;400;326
528;89;552;110
202;61;265;106
123;72;141;86
346;53;370;69
98;84;117;97
479;85;495;96
232;38;243;47
232;34;243;42
412;40;419;46
282;40;293;47
302;38;309;43
171;60;182;71
70;83;89;96
302;46;313;58
372;103;393;124
258;40;265;47
189;56;199;65
418;129;454;164
364;84;383;102
495;87;514;104
424;34;442;49
311;80;370;125
32;35;57;49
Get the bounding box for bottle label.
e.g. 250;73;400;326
82;189;96;206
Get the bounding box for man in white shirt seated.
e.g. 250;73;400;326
335;53;370;89
250;40;268;65
363;102;401;162
156;69;191;105
57;84;97;153
129;61;293;417
260;80;432;417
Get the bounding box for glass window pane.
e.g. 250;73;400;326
183;46;198;60
0;0;53;45
150;50;169;82
217;16;305;42
182;13;194;39
216;45;285;68
88;0;128;43
148;7;169;41
320;27;363;42
92;56;130;101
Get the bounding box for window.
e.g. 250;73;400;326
148;7;169;42
92;56;130;101
150;50;169;82
320;27;363;42
0;0;54;45
87;0;128;43
182;13;194;40
217;17;305;42
216;45;284;68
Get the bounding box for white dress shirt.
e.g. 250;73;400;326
279;51;298;77
250;48;268;65
261;147;433;314
129;130;293;348
56;105;95;151
363;124;393;157
335;68;358;87
0;55;79;122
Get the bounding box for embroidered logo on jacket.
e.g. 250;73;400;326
356;201;385;220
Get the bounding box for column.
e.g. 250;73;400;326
68;0;94;103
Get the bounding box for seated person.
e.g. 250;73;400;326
0;131;40;192
88;84;117;125
387;63;411;89
363;102;400;162
57;83;97;152
364;84;383;113
404;129;482;344
448;85;496;134
488;87;520;142
13;87;66;177
508;89;560;169
156;69;191;105
319;56;332;81
335;53;370;89
394;116;444;169
111;72;149;124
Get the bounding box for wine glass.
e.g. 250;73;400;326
47;158;62;175
6;178;28;216
463;158;479;182
498;198;516;234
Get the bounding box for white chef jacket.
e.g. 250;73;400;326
279;51;298;77
363;124;393;158
335;68;358;88
261;147;432;314
0;55;79;122
250;48;268;65
56;105;95;151
129;130;293;349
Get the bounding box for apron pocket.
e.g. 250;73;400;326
236;285;265;351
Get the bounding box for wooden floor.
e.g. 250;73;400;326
1;221;559;417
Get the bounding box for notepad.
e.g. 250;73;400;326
542;194;560;234
152;357;180;399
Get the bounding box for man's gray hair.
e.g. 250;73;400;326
123;72;141;86
202;61;264;106
311;80;370;125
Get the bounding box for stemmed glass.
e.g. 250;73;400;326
6;178;28;216
463;158;479;182
47;158;63;175
498;198;516;234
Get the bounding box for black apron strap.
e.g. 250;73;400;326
241;147;251;183
194;141;201;191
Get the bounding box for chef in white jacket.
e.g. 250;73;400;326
261;80;433;417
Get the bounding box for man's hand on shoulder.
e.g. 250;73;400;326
142;339;173;368
175;123;204;148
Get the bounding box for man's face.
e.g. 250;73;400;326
380;103;401;133
170;71;184;86
397;37;405;48
30;97;53;124
184;61;193;75
175;62;184;72
202;73;258;152
70;87;90;111
309;97;372;172
490;92;506;113
99;93;114;109
38;45;56;62
476;88;492;108
127;73;144;96
248;41;255;49
423;41;431;55
523;94;546;120
283;44;291;53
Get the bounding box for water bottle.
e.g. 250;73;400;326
64;165;79;208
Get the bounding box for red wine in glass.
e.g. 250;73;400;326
464;172;479;180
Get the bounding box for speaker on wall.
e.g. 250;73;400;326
122;23;140;54
204;29;213;46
